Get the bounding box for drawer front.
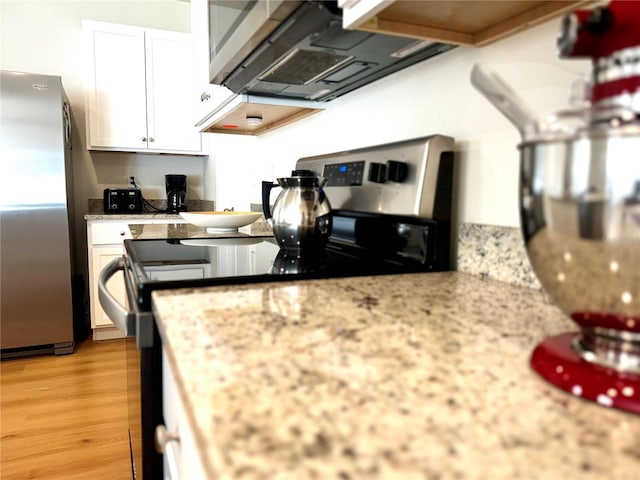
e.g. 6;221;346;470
90;222;132;244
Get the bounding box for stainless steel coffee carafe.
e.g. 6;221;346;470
262;170;332;251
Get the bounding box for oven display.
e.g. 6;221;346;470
323;161;365;186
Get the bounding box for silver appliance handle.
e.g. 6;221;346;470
98;256;135;337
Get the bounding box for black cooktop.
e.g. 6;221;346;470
124;212;451;310
125;215;449;309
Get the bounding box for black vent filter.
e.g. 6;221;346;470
261;49;350;85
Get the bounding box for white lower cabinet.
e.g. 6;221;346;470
146;265;207;281
161;347;206;480
87;220;132;340
91;245;127;329
86;218;187;340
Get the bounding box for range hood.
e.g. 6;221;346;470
198;1;455;135
217;1;455;102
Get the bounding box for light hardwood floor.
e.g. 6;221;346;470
1;338;132;480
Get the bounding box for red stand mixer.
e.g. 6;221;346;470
558;0;640;122
472;1;640;414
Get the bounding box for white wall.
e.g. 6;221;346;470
209;17;591;228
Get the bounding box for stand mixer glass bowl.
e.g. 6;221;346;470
520;125;640;414
471;60;640;413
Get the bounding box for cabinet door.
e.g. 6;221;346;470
191;0;235;128
162;348;207;480
146;30;203;154
191;0;215;123
147;265;206;281
84;20;148;150
91;246;127;328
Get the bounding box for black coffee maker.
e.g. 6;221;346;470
165;174;187;213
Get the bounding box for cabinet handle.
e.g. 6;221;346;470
200;92;210;102
155;425;180;479
142;137;147;142
119;231;126;236
149;137;155;142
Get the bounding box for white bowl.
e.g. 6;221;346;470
179;211;262;232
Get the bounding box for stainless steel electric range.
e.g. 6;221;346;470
100;135;455;479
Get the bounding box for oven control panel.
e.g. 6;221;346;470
296;134;454;219
323;161;365;186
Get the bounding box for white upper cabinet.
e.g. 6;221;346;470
145;29;203;153
190;0;235;126
83;20;204;155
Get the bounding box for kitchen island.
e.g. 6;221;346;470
152;271;640;479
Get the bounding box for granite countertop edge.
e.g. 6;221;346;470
152;271;640;480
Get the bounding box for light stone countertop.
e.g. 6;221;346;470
152;271;640;480
128;219;273;239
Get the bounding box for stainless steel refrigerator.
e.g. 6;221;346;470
1;70;77;357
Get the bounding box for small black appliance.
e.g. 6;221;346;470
103;188;143;214
165;174;187;213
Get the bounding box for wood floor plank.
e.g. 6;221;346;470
1;338;132;480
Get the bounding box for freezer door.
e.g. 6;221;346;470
0;71;75;354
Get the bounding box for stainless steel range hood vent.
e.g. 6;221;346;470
200;1;455;135
216;1;455;103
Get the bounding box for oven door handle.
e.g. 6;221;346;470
98;256;135;337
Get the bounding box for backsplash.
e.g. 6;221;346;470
87;198;216;214
457;223;542;290
250;203;274;235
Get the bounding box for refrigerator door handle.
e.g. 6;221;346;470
98;256;135;336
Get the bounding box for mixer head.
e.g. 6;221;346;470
558;1;640;123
